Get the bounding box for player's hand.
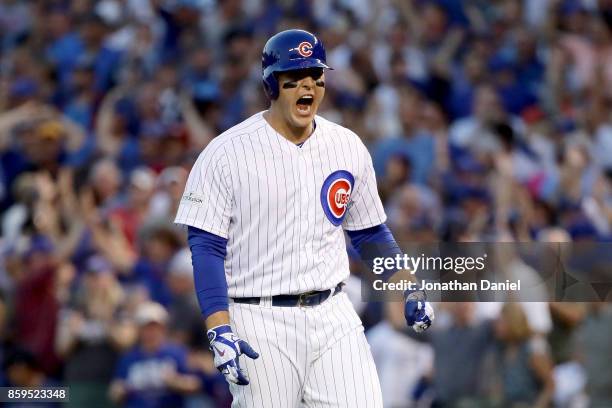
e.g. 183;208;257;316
207;324;259;385
404;290;435;333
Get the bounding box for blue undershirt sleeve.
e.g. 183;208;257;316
346;223;403;282
187;226;229;319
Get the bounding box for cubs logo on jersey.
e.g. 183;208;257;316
321;170;354;226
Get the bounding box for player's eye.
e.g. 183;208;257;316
315;80;325;88
284;68;324;83
282;81;298;89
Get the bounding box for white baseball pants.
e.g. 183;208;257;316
227;292;384;408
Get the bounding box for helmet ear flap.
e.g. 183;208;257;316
263;73;279;100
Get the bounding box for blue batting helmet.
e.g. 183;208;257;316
262;29;332;99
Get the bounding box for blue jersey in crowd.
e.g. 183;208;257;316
114;343;190;408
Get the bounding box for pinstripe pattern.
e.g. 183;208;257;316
175;111;386;406
175;111;386;297
228;293;383;408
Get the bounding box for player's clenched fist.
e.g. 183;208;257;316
404;290;435;333
207;325;259;385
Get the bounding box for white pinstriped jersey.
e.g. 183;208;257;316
175;111;386;297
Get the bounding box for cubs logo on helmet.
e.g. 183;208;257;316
320;170;354;226
297;41;313;57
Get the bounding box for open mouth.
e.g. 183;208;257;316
296;95;314;115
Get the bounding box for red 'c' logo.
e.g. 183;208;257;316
327;179;351;218
320;170;354;226
297;41;313;57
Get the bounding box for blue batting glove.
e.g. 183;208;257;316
207;325;259;385
404;290;435;333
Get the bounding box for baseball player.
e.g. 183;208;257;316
175;29;435;407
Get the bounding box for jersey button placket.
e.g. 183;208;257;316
298;149;311;292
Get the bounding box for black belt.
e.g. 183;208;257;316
232;283;344;307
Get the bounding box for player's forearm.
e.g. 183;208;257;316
205;311;230;330
347;224;419;287
188;226;230;322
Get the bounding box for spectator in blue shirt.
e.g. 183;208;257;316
109;302;200;408
372;89;435;185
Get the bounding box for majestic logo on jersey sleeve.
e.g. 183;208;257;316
321;170;354;226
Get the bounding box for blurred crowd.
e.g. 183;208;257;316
1;0;612;407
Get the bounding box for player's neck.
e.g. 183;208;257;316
263;109;313;145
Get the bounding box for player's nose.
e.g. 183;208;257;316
301;76;315;89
